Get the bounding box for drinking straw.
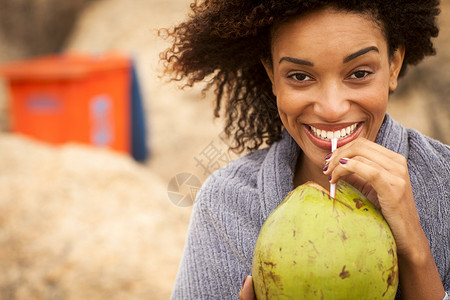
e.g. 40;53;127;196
330;138;338;198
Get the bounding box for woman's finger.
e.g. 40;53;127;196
239;276;255;300
328;155;382;183
330;157;399;195
331;157;413;212
326;138;406;175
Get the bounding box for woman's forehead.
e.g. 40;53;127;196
270;8;387;55
272;7;383;37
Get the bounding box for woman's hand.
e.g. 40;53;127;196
324;138;416;253
239;276;255;300
323;138;445;300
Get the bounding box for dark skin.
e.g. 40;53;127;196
239;8;445;300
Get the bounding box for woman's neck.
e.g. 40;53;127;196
293;152;330;191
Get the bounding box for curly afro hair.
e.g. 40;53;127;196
160;0;440;153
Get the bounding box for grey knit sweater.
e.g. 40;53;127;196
171;114;450;299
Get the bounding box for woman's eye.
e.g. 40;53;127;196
349;70;372;79
289;73;312;82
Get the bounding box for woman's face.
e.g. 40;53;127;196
264;8;404;175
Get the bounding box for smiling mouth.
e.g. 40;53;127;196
309;122;360;141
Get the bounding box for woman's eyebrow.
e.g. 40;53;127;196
279;56;314;66
279;46;379;66
343;46;379;63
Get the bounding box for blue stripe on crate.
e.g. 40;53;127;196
130;60;149;162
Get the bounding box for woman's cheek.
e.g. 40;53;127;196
277;88;311;114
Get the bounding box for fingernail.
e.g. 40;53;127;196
322;164;329;172
339;158;348;164
328;175;332;181
242;276;248;288
324;152;332;160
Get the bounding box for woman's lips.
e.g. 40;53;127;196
303;122;363;149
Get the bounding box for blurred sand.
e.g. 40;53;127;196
0;135;190;299
0;0;449;299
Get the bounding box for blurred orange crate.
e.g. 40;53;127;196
0;53;131;153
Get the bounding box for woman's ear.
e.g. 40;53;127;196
389;45;406;91
261;58;277;96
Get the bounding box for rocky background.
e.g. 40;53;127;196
0;1;448;299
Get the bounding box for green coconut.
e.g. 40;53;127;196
252;180;398;300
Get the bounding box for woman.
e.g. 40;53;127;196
161;0;449;299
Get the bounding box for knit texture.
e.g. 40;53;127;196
171;114;450;299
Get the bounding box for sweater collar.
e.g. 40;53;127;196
257;130;299;221
375;114;409;158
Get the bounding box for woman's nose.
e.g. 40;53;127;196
312;84;351;122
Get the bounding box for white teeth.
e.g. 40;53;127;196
309;123;359;141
